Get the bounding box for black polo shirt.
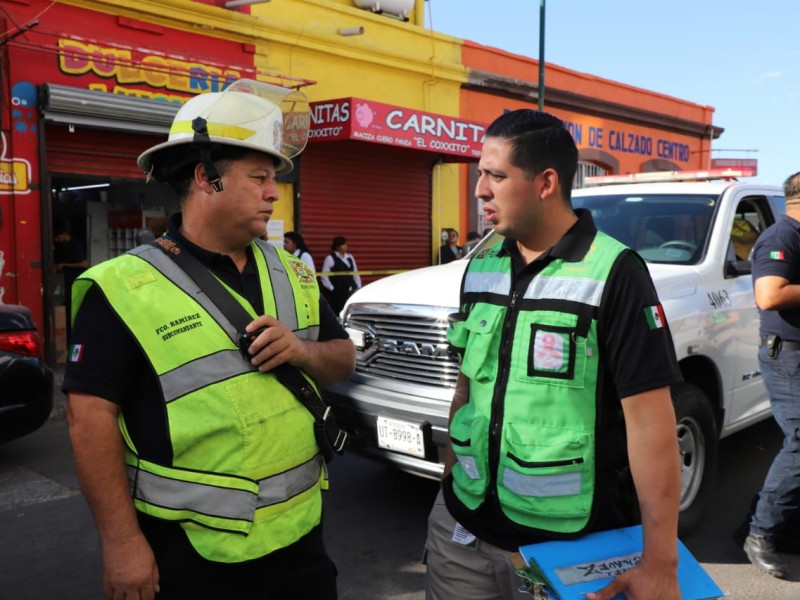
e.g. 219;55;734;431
63;213;348;465
444;208;683;551
751;214;800;341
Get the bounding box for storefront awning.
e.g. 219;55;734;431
40;83;179;135
309;98;486;161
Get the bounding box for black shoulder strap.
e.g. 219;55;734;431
152;237;346;461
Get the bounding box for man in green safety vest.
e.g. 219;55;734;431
424;109;683;600
64;80;355;599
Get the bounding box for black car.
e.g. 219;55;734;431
0;304;54;443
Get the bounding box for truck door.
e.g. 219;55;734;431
726;195;774;428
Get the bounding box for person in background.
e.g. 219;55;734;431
64;80;354;600
320;236;361;315
284;231;316;274
741;170;800;579
53;220;89;340
462;230;482;255
424;109;682;600
438;228;463;264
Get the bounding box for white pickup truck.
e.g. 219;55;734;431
324;170;785;532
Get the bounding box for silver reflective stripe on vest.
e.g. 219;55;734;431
257;454;324;507
464;271;512;295
254;242;298;331
254;242;320;341
128;453;323;519
160;349;254;403
131;468;257;522
131;245;239;342
502;467;582;497
525;276;605;307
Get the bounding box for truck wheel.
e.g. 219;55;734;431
671;382;719;536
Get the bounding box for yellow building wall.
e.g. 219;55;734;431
59;0;469;257
251;0;466;252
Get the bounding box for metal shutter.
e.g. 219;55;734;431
44;124;160;179
299;141;433;286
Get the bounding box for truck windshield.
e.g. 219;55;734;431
574;193;718;265
468;193;717;266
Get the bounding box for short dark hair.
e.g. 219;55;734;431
783;171;800;202
331;236;347;252
485;109;578;201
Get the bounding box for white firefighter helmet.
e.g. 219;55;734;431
137;79;310;178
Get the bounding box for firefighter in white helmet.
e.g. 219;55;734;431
65;80;355;599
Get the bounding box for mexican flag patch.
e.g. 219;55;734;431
68;343;84;363
769;251;785;260
644;305;666;330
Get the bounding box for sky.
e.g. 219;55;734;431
424;0;799;187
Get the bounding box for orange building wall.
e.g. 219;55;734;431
460;41;715;175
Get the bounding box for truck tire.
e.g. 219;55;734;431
671;382;719;536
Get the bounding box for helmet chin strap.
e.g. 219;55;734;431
192;116;224;192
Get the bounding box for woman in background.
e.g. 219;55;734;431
284;231;316;274
320;236;361;315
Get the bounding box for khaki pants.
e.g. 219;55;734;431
424;490;543;600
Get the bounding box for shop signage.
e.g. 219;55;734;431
310;98;486;159
0;133;31;195
563;119;692;164
57;38;242;103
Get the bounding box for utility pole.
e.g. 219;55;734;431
538;0;545;111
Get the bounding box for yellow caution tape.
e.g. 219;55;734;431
316;270;407;277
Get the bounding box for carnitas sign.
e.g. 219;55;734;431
309;98;486;160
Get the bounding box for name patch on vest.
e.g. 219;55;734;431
533;330;567;372
155;313;204;340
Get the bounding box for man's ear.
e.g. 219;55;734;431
538;168;560;201
194;163;217;194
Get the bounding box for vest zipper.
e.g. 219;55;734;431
487;289;521;504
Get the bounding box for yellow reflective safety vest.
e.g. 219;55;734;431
72;239;326;563
445;232;629;536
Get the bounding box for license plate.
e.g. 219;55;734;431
376;416;425;458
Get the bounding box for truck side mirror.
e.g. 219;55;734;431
725;259;751;278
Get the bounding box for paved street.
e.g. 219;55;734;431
0;379;798;599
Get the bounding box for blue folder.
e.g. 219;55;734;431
518;525;724;600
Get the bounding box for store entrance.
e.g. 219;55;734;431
48;172;176;362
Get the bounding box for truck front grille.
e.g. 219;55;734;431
344;303;460;389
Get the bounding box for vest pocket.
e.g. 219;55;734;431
449;408;490;505
459;310;502;383
498;422;593;522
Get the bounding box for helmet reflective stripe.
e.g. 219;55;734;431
128;454;324;534
170;120;258;144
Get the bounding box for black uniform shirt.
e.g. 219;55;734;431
751;214;800;340
63;213;348;464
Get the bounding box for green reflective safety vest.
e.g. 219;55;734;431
72;239;327;563
446;231;628;535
